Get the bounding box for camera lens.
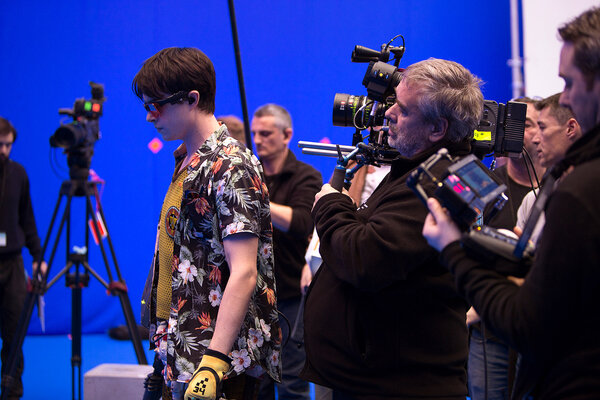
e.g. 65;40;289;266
333;94;372;128
333;93;391;129
50;123;86;148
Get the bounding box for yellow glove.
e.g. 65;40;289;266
184;349;231;400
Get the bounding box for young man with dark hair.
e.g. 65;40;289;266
423;7;600;399
133;47;281;400
0;117;45;400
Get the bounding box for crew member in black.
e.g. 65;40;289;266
302;58;484;399
0;117;45;400
251;104;322;400
422;7;600;398
467;98;545;400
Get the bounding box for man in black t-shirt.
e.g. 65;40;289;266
251;103;322;400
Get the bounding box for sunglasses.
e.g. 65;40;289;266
143;91;190;118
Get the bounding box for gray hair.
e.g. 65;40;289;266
402;58;484;143
253;103;292;131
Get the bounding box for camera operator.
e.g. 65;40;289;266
0;117;46;400
422;7;600;398
302;58;484;399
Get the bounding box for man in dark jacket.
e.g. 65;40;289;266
251;103;322;400
0;117;45;400
423;7;600;399
302;58;484;399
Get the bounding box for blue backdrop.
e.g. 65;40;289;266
0;1;513;335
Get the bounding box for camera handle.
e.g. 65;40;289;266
298;141;383;191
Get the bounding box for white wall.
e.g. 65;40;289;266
522;0;597;97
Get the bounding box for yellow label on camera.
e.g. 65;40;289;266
473;130;492;141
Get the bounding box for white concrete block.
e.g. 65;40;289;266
84;363;155;400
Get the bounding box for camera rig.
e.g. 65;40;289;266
300;35;527;193
407;148;508;230
50;81;105;180
300;35;406;190
407;147;535;267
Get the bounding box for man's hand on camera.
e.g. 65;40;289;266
422;198;461;252
312;184;350;210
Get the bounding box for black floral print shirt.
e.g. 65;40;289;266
161;125;281;383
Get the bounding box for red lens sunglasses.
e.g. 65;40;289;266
143;91;190;118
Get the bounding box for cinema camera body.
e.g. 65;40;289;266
50;81;105;180
299;35;406;189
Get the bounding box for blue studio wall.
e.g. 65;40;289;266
0;1;512;335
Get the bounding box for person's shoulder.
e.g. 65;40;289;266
557;157;600;198
6;159;27;176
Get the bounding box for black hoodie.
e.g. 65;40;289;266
302;139;471;399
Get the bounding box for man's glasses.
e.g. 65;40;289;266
143;91;190;118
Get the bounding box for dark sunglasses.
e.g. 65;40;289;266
143;91;190;117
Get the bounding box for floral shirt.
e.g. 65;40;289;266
160;125;281;383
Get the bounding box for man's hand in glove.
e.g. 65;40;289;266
184;349;231;400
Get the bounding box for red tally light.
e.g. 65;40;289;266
453;183;465;194
92;103;101;112
148;137;163;154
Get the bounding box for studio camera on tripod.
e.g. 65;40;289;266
50;81;105;180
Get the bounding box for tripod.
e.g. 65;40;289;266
1;178;147;400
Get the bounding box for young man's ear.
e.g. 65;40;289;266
429;118;448;143
188;90;200;107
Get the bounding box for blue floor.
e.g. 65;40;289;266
16;334;317;399
19;334;154;400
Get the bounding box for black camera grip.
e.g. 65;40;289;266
330;167;346;191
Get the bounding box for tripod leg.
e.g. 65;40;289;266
86;186;147;364
71;279;82;400
114;288;148;364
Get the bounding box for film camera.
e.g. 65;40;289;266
299;35;407;189
332;35;405;131
50;81;105;180
332;35;405;153
301;36;527;194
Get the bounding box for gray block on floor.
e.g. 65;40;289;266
84;363;155;399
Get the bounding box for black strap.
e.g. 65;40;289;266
513;174;556;259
